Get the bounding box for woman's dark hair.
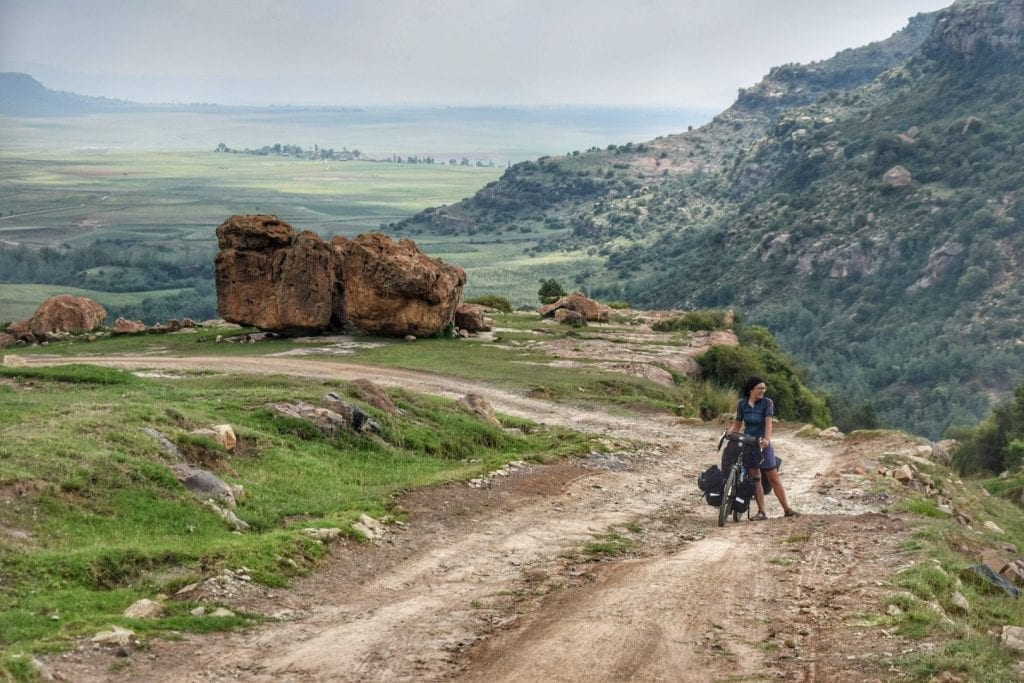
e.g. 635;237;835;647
742;376;766;398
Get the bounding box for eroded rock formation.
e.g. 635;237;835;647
215;215;340;334
214;215;465;337
333;232;466;337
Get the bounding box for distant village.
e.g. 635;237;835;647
214;142;497;167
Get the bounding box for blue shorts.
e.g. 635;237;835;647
743;444;779;471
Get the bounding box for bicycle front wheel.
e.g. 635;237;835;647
718;466;738;527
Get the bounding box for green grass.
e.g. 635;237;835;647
582;531;638;559
874;498;1024;680
0;364;595;669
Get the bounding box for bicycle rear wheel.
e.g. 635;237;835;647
718;466;738;527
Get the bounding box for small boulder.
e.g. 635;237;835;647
112;317;147;335
883;165;912;188
455;304;493;332
893;465;915;482
92;626;135;647
123;599;165;619
537;291;611;322
458;393;501;427
352;379;400;415
303;528;343;541
1002;625;1024;652
352;514;386;541
170;464;237;508
7;295;107;344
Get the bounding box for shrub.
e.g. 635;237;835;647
652;309;729;332
464;295;513;313
538;279;567;304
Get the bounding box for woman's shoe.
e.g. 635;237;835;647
784;509;800;517
752;511;767;521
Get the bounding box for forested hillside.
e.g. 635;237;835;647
397;0;1024;439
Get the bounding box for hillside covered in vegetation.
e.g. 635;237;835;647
397;0;1024;439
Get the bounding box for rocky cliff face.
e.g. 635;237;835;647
927;0;1024;60
214;215;464;337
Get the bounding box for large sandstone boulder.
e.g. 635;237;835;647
332;233;466;337
215;215;340;334
538;291;611;322
214;216;464;338
7;295;107;344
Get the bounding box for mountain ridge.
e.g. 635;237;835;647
396;0;1024;439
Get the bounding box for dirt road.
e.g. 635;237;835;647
26;354;919;682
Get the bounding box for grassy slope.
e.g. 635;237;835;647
0;356;597;673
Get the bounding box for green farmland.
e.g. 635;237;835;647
0;150;504;245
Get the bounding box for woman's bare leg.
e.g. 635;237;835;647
763;468;791;513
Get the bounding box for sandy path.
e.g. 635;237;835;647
24;353;841;682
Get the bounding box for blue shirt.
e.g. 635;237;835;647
735;397;774;439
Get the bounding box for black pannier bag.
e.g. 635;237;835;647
732;476;757;514
697;464;723;507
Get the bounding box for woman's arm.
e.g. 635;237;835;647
762;416;773;447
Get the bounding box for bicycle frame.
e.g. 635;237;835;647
716;431;760;527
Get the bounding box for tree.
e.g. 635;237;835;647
538;279;567;304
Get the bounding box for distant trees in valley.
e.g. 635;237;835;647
0;242;216;324
215;142;364;161
214;142;496;167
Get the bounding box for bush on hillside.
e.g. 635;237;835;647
464;295;513;313
950;384;1024;475
698;326;831;426
652;309;729;332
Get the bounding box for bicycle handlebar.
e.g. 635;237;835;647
718;430;761;450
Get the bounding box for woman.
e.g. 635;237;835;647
728;376;798;520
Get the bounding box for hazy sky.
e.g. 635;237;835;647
0;0;953;108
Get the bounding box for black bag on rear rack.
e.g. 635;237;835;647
697;464;724;507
